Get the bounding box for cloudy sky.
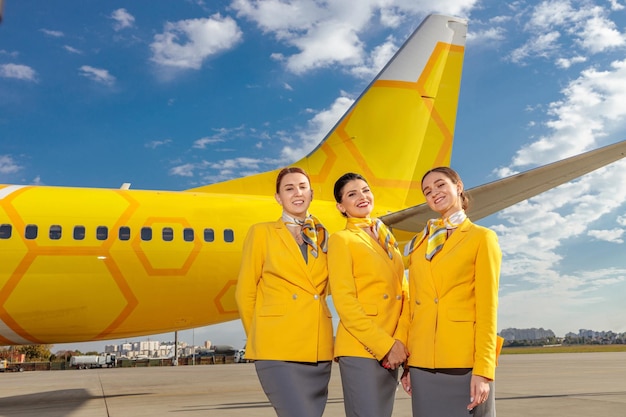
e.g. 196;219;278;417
2;0;626;352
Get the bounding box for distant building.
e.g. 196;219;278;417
499;328;555;341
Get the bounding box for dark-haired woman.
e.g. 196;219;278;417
236;167;334;417
401;166;501;417
328;172;409;417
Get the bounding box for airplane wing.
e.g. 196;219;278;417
382;139;626;233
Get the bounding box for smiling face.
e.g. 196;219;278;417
275;172;313;220
421;170;464;218
336;179;374;218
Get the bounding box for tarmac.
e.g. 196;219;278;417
0;352;625;416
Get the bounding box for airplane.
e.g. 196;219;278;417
1;14;626;346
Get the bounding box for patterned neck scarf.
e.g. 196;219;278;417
404;210;467;260
347;217;398;259
282;213;328;258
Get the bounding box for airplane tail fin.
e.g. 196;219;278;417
189;14;467;215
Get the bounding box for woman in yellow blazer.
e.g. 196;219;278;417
236;167;334;417
328;172;410;417
401;166;501;417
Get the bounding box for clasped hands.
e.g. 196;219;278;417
380;339;409;370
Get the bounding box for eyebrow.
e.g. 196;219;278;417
344;186;368;195
282;181;308;188
422;179;444;192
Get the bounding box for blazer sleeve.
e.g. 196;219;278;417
328;233;396;359
235;225;265;337
473;228;502;379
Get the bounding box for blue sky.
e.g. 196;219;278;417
2;0;626;353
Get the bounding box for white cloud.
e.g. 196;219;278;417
0;155;22;174
0;49;19;58
467;26;507;45
170;163;198;177
498;269;626;335
281;94;354;162
192;126;247;149
210;157;262;171
576;15;625;53
555;55;587;68
588;228;624;243
40;28;64;37
193;137;225;149
509;31;561;64
145;139;172;149
0;63;37;81
350;36;398;79
232;0;478;74
509;1;626;64
64;45;82;54
150;14;242;70
111;8;135;31
505;59;626;169
78;65;116;85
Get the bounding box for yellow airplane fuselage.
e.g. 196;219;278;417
0;184;355;345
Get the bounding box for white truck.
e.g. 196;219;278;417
70;354;116;369
0;359;24;372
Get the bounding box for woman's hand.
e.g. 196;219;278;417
381;339;409;370
467;374;491;410
400;367;411;396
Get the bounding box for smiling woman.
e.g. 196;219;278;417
327;172;409;417
235;167;334;417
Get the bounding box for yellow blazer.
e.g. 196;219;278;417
405;218;501;379
328;222;409;360
235;219;334;362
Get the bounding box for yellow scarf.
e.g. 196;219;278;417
347;217;398;259
283;214;328;258
404;210;467;260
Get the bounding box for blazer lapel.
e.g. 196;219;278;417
347;222;390;261
430;218;472;292
274;219;318;290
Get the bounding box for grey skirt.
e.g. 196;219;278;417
409;367;495;417
255;360;332;417
338;356;399;417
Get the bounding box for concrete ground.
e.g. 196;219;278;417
0;352;624;416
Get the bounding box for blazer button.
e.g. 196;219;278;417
395;295;402;300
383;294;389;299
415;300;421;305
292;294;298;300
434;297;439;304
314;294;319;300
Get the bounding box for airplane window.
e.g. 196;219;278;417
224;229;234;243
183;228;194;242
96;226;108;241
0;224;11;239
163;227;174;242
119;226;131;241
73;225;85;240
204;228;214;242
50;225;62;240
141;227;152;241
25;224;38;240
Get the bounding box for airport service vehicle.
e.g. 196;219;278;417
70;354;116;369
0;359;24;372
